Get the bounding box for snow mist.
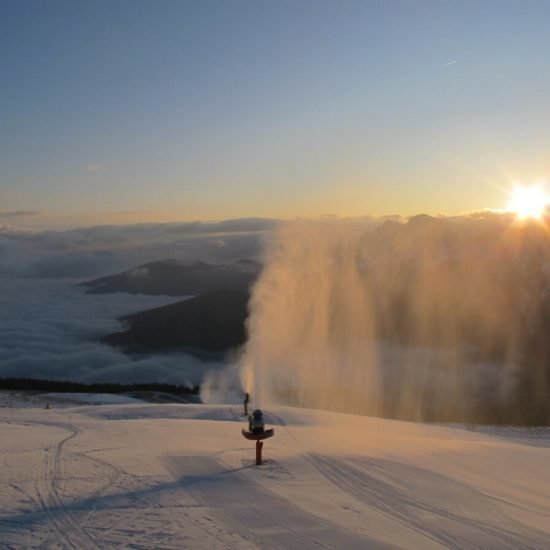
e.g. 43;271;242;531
240;215;550;424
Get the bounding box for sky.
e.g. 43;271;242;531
2;0;550;229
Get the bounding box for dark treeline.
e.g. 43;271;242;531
0;378;199;395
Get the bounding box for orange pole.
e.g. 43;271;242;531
256;440;263;465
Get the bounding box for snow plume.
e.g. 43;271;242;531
200;361;244;404
240;214;550;424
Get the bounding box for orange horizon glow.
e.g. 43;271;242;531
505;182;549;220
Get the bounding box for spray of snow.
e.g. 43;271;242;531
237;214;550;422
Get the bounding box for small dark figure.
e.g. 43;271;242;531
243;392;250;416
248;409;265;434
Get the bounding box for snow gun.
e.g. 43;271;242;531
241;409;274;465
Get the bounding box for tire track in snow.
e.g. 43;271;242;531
270;411;546;548
266;411;436;548
308;454;544;549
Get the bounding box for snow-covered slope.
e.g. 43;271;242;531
0;396;548;548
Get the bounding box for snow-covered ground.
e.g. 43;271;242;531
0;393;549;549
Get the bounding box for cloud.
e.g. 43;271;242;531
442;60;457;67
0;213;522;280
0;210;41;218
87;164;101;172
0;218;277;278
0;279;224;386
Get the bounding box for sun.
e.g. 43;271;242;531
506;183;549;220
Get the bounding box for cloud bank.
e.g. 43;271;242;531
0;218;277;278
0;218;276;386
0;279;224;386
0;210;41;218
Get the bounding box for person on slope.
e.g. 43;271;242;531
248;409;265;434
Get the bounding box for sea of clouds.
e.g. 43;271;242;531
0;218;276;278
0;278;210;385
0;219;275;385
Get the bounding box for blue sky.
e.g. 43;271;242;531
2;0;550;228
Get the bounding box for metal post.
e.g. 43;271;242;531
256;440;263;465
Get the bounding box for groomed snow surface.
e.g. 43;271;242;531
1;394;549;549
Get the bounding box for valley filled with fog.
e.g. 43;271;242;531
0;219;269;388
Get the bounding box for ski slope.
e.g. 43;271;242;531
0;395;549;549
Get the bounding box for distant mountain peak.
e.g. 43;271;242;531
80;259;261;297
103;289;250;359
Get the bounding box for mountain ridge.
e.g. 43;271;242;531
80;259;261;296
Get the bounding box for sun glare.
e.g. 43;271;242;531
506;183;549;220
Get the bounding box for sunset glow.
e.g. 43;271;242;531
506;183;549;220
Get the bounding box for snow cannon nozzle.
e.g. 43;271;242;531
243;392;250;416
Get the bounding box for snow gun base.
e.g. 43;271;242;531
241;428;274;441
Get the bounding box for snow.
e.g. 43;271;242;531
0;394;549;548
43;393;147;405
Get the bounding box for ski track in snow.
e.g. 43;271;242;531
242;409;550;549
0;419;118;548
164;455;377;550
33;422;101;549
308;454;546;549
0;416;209;549
0;403;549;549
